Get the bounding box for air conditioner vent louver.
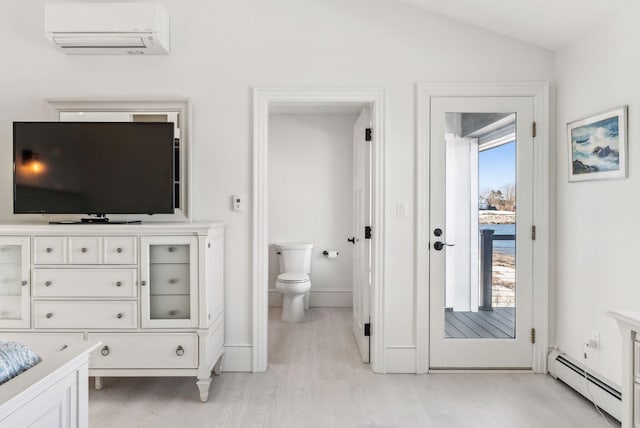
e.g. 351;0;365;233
53;35;148;49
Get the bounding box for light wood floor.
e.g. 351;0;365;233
89;307;617;427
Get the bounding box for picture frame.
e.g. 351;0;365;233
567;106;628;182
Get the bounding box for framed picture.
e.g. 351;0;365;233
568;106;628;182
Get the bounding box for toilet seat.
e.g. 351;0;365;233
276;273;309;284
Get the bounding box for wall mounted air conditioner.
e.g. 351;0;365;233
45;3;170;55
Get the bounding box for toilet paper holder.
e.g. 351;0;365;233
322;250;339;257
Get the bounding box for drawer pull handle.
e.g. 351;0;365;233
60;344;68;351
101;346;110;356
45;247;53;253
168;246;176;252
176;345;185;356
117;313;123;319
116;247;123;253
81;247;88;253
45;281;52;287
116;281;123;287
45;312;53;319
21;280;27;286
169;310;178;316
169;278;178;284
141;280;147;286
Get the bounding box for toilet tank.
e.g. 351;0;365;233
276;243;313;274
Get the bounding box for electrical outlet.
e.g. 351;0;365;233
589;330;600;349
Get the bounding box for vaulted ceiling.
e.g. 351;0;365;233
396;0;634;50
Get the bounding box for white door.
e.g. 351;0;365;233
352;108;371;363
429;96;534;368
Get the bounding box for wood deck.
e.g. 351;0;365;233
445;307;515;338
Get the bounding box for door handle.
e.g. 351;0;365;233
347;237;355;244
433;241;455;251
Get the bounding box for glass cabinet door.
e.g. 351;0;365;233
140;236;198;328
0;237;30;328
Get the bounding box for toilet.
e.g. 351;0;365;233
275;243;313;322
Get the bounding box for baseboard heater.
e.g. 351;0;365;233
548;350;621;421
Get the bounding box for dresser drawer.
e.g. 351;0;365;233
87;333;197;369
0;265;21;294
33;237;66;264
33;268;137;298
104;237;137;265
0;333;85;358
150;264;190;294
0;245;21;263
0;296;22;320
150;295;191;320
34;301;137;329
150;244;190;263
68;237;101;264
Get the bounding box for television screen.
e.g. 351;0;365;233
13;122;174;215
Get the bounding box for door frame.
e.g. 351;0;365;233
252;87;386;373
415;83;550;373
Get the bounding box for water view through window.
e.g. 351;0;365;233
443;112;516;339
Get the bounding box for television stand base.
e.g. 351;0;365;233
81;217;109;223
49;219;142;225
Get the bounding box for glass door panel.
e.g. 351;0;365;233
443;112;516;339
0;238;30;328
141;236;198;328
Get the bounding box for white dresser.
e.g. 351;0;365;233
609;310;640;428
0;222;225;402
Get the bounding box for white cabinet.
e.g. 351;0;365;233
0;237;30;329
609;311;640;428
0;223;225;402
140;236;198;328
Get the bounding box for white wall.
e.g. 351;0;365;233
0;0;554;372
268;113;355;307
555;1;640;385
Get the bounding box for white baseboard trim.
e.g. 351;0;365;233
221;344;252;372
268;288;352;307
385;346;417;373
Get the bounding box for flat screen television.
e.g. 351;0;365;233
13;121;175;220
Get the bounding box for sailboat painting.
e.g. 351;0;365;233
568;106;627;182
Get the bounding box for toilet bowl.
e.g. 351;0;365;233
275;243;313;322
275;273;311;323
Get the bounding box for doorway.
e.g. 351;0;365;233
415;84;550;373
252;88;386;373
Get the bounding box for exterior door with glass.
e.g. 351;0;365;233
429;96;534;368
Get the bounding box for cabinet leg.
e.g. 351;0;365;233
196;376;212;402
95;376;103;390
213;352;225;376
